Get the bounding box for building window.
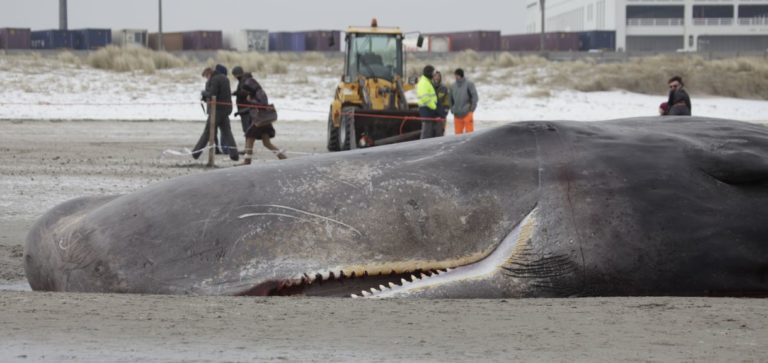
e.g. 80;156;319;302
626;5;684;19
739;5;768;18
693;5;734;18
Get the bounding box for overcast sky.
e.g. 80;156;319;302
1;0;528;34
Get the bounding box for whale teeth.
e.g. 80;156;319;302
321;271;331;281
388;282;397;288
370;288;379;294
401;278;409;285
351;294;360;298
420;273;429;279
379;284;387;291
361;290;371;297
410;274;419;281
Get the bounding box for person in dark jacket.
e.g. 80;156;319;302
450;68;479;134
432;71;450;137
194;67;222;155
666;76;692;116
232;66;286;165
193;64;239;161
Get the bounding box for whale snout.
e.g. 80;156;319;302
24;195;119;291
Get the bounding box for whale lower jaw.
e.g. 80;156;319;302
357;207;537;298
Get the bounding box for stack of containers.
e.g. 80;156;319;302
148;32;184;51
182;31;223;50
304;30;341;52
31;30;74;49
72;28;112;50
269;32;307;52
500;32;581;51
0;28;31;50
426;31;501;52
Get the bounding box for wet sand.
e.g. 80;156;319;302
1;120;767;362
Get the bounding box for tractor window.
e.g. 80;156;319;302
347;34;402;81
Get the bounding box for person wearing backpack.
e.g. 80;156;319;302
450;68;479;134
232;66;286;165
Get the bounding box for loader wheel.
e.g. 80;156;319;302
327;109;340;152
340;106;357;151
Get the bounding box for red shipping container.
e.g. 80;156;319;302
501;32;581;51
0;28;31;50
182;31;223;50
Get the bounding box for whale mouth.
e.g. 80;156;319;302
239;207;537;298
238;268;454;297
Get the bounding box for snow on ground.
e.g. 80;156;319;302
0;57;766;123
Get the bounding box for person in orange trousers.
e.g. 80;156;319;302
449;68;479;135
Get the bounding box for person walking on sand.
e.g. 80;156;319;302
666;76;692;116
450;68;479;134
193;64;239;161
232;66;286;165
192;67;223;156
433;70;450;137
417;65;440;139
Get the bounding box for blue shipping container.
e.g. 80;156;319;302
72;28;111;50
31;30;74;49
579;31;616;51
269;32;306;52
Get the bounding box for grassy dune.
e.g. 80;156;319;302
2;48;767;100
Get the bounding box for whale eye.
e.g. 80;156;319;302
93;262;105;276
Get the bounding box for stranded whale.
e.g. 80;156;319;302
24;117;768;298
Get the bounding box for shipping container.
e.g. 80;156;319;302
304;30;341;52
0;28;31;50
182;31;223;50
148;32;184;51
72;28;111;50
579;31;616;51
500;32;581;51
428;36;451;53
31;30;74;49
112;29;148;48
427;31;500;52
224;29;269;52
404;36;428;52
269;32;306;52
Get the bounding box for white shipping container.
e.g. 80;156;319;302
428;36;451;53
403;36;428;52
224;29;269;52
112;29;148;48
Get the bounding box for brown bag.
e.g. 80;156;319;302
249;104;278;128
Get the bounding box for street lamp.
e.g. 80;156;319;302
158;0;164;51
540;0;546;52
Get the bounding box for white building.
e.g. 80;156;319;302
526;0;768;51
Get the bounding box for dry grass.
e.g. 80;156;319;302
87;46;187;73
526;88;552;98
56;51;82;66
546;55;768;99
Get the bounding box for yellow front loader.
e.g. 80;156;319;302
327;20;423;151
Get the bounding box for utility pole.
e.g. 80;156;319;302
158;0;164;51
539;0;546;52
59;0;68;30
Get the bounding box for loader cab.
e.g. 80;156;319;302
345;32;404;82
